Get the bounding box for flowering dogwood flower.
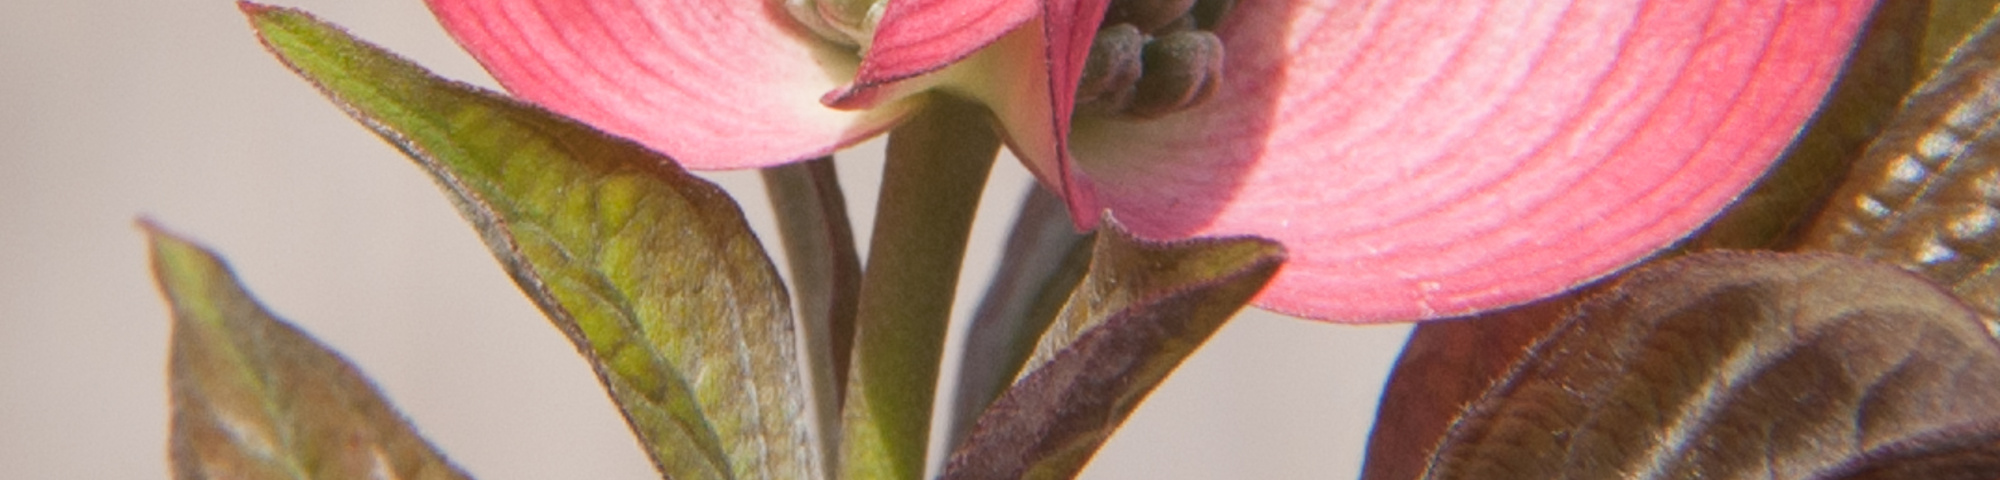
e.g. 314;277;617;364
425;0;1876;322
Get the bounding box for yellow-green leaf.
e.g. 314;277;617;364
240;4;819;479
148;222;474;480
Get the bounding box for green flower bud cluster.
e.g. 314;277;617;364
1077;0;1233;119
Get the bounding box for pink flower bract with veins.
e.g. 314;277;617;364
425;0;1877;322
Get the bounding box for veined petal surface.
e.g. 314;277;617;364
825;0;1040;108
948;0;1110;229
1071;0;1876;321
427;0;919;169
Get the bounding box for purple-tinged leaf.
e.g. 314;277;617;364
1920;1;2000;73
147;222;474;480
1422;251;2000;479
942;218;1283;479
1360;292;1580;480
944;185;1094;453
241;5;819;479
1805;6;2000;320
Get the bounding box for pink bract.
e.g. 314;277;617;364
424;0;1877;322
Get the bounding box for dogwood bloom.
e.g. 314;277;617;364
425;0;1876;322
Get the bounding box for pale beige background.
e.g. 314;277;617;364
0;0;1412;478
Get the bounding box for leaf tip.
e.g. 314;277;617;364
235;1;296;33
235;1;273;16
137;217;208;274
1100;212;1289;272
134;215;165;237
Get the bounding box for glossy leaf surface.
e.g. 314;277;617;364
149;224;473;480
1921;1;2000;73
1805;5;2000;319
243;5;818;478
1422;251;2000;479
1359;292;1579;480
942;219;1284;479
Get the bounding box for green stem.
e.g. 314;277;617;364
839;96;1000;480
761;156;861;478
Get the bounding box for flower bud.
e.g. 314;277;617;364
1128;30;1223;119
1077;24;1147;115
1104;0;1197;33
1189;0;1232;30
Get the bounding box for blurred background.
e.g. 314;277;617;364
0;0;1410;477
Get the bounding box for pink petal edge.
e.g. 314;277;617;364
934;9;1102;228
1071;0;1876;322
831;0;1107;227
1038;0;1113;229
823;0;1040;109
426;0;916;169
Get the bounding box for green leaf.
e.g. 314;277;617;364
1690;0;1926;250
1421;251;2000;479
1802;6;2000;320
1359;292;1580;480
147;222;474;480
240;4;819;479
941;218;1284;480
